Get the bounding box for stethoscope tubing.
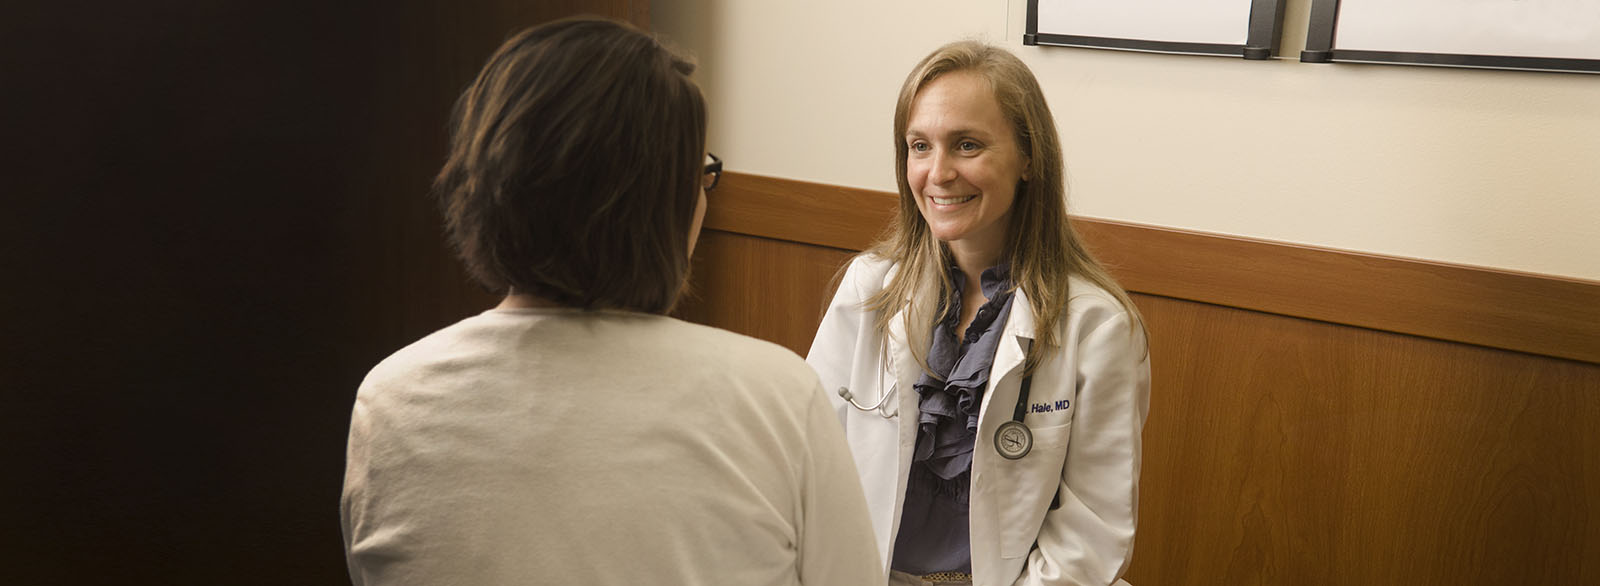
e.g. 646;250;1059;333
838;384;896;413
839;374;1037;459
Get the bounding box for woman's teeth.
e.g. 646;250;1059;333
931;195;976;205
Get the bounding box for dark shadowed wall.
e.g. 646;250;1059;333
2;1;644;584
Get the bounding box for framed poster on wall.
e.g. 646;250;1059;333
1024;0;1288;59
1302;0;1600;74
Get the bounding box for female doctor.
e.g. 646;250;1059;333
807;41;1150;586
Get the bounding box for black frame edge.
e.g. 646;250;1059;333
1030;33;1245;58
1244;0;1288;59
1024;0;1040;45
1331;50;1600;74
1300;0;1340;63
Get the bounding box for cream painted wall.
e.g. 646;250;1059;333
653;0;1600;280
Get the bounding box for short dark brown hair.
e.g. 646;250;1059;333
435;17;707;313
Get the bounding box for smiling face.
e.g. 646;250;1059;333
904;70;1028;263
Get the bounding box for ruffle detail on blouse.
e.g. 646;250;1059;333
910;264;1014;483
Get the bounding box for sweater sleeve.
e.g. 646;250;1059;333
796;377;885;585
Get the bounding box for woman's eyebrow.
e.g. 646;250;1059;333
906;127;990;139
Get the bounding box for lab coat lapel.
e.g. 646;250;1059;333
971;287;1037;586
886;308;921;450
884;307;921;569
979;287;1035;421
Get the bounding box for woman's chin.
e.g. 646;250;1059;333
926;222;971;244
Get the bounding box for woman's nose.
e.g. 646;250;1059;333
930;152;957;184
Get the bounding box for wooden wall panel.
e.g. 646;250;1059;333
705;173;1600;365
701;172;897;251
677;230;857;356
685;171;1600;585
1076;220;1600;365
1126;293;1599;585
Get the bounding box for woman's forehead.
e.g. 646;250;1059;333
906;72;1007;136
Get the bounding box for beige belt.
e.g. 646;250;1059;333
918;571;973;583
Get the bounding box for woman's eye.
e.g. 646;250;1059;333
958;141;980;152
909;141;929;152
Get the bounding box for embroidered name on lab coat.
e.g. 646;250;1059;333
1030;400;1070;414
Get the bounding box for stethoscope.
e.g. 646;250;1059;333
838;372;1036;460
837;354;900;418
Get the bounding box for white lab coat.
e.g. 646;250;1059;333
806;254;1150;586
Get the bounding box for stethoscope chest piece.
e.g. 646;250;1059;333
994;420;1033;460
996;372;1038;460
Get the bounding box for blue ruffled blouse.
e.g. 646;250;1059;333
891;263;1014;575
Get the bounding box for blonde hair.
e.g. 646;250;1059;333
864;40;1142;376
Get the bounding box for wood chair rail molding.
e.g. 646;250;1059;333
706;172;1600;365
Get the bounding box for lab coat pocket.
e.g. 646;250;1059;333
994;421;1072;559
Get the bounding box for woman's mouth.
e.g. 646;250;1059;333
930;195;976;205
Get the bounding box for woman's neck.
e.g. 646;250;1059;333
947;242;1003;336
496;291;564;310
947;241;1001;288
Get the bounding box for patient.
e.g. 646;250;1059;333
340;17;881;586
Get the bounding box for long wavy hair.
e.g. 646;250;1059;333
864;40;1141;376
